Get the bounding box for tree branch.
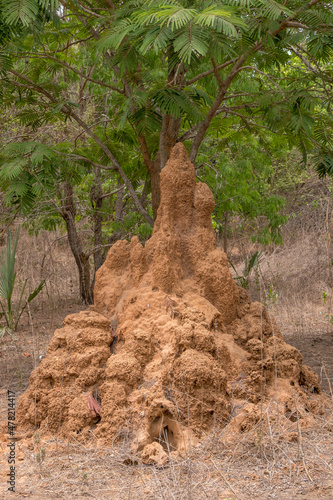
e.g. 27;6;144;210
8;70;153;226
15;52;124;94
211;57;224;89
189;0;323;162
185;58;238;86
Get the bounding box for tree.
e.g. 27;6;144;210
1;0;332;221
198;131;288;253
0;137;150;303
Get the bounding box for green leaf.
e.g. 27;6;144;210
26;279;45;303
3;0;39;26
0;228;20;302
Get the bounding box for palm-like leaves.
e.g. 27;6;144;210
99;0;247;63
0;228;19;305
2;0;39;26
0;227;45;331
1;0;59;26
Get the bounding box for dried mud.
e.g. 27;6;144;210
12;144;328;463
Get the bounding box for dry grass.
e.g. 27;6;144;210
0;228;85;399
14;228;80;308
0;401;332;499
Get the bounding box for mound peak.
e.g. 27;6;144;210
16;143;324;462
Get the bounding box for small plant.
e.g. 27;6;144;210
82;472;88;480
230;251;263;289
267;284;279;304
0;227;45;331
322;290;328;305
36;447;46;465
324;313;333;324
34;431;46;468
0;326;17;342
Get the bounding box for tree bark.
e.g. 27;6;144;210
90;169;104;273
223;212;229;254
61;181;93;305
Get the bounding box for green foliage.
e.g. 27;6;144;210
0;227;45;331
0;0;59;28
230;250;263;289
99;0;247;64
0;140;85;217
1;0;333;258
102;211;153;242
265;283;279;306
198;133;288;246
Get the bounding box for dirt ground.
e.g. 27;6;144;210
286;331;333;396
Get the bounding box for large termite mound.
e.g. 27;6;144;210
17;143;324;461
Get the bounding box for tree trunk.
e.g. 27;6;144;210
90;169;104;273
223;212;229;254
140;177;149;209
143;55;184;219
61;181;93;305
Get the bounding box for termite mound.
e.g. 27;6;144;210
16;143;326;464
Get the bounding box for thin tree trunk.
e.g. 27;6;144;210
141;177;149;209
90;169;104;273
61;182;93;305
223;212;229;254
115;179;124;223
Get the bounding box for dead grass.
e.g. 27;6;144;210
0;400;332;499
0;228;85;397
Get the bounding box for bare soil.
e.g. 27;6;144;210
286;331;333;396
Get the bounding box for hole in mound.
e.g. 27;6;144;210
311;386;320;394
156;425;175;451
148;411;180;451
285;410;297;422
